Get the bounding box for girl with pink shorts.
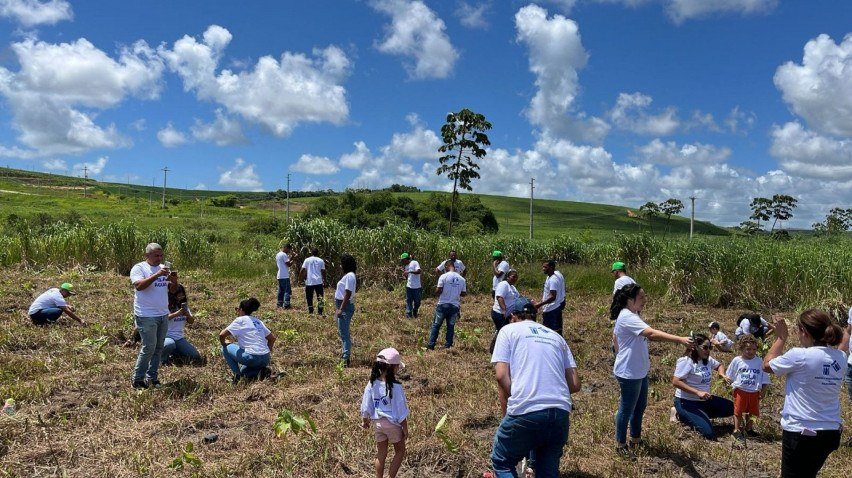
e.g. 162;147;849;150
360;348;409;478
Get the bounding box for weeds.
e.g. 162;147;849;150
273;409;317;438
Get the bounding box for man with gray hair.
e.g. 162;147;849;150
130;243;171;389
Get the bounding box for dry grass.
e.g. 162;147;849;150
1;268;850;477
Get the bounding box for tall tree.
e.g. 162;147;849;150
437;108;492;234
749;197;772;229
639;201;661;233
659;198;684;235
812;207;852;236
769;194;797;232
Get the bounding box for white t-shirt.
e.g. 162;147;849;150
360;379;409;425
436;259;465;275
613;308;650;379
492;280;519;316
713;331;734;351
674;356;721;400
437;271;466;307
28;288;68;315
166;306;192;341
769;346;847;432
541;271;565;313
226;315;271;355
491;320;576;416
847;307;852;366
129;261;169;317
726;356;771;393
275;251;290;280
335;272;356;303
735;317;769;338
613;275;636;295
301;256;325;286
492;260;510;290
405;260;421;289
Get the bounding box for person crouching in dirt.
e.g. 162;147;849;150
671;333;733;439
218;298;275;383
27;282;85;326
490;300;581;478
161;269;202;365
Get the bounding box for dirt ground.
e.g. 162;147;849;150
1;270;850;477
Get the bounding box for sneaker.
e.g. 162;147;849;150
131;380;148;389
615;445;636;461
669;406;678;423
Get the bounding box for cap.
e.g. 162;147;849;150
60;283;75;294
376;347;405;368
512;297;535;316
611;261;626;272
399;252;410;260
492;250;502;258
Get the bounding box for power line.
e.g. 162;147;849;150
161;167;170;209
529;177;535;240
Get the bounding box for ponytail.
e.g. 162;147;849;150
798;308;844;346
610;283;642;321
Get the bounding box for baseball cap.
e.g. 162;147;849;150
376;347;405;368
492;250;502;258
60;283;75;294
512;297;535;315
399;252;410;260
611;261;626;272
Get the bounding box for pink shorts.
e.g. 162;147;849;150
373;417;403;443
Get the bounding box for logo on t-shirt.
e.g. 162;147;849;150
824;360;841;376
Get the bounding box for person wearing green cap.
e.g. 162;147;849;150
27;283;85;325
399;253;421;319
491;251;510;298
611;261;635;295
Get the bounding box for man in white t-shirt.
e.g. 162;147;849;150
400;252;422;318
611;261;636;295
299;248;326;315
435;250;466;278
427;262;466;350
28;283;85;326
275;243;296;309
491;302;581;477
130;243;171;389
533;260;566;334
492;250;510;298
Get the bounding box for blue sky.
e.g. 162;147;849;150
0;0;851;227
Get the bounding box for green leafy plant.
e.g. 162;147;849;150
80;336;108;361
167;442;201;471
434;414;459;453
273;409;317;438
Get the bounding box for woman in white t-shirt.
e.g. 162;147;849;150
671;333;733;439
763;310;850;478
492;270;519;332
845;307;852;403
335;254;357;367
218;298;276;383
611;283;692;460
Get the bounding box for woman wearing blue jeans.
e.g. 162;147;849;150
611;284;692;460
218;298;276;382
335;254;357;367
671;333;733;439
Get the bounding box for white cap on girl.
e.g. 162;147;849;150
376;348;405;369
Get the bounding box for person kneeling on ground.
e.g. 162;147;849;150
162;270;203;365
28;283;85;326
671;333;734;439
708;321;734;352
491;300;581;478
218;298;276;383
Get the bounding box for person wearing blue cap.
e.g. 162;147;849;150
27;283;85;325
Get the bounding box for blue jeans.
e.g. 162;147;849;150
491;310;508;331
541;301;565;334
222;343;270;378
674;396;734;439
615;376;648;444
132;315;168;382
491;408;570;478
30;307;63;325
277;278;292;307
336;299;355;360
845;366;852;403
162;337;201;364
428;303;459;349
405;287;422;318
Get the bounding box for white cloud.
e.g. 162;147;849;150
340;141;372;169
129;118;147;131
774;34;852;137
193;183;207;190
635;139;731;166
72;156;108;176
160;25;350;137
291;154;340;175
665;0;777;23
156;123;189;148
42;158;66;171
371;0;459;79
0;0;72;27
724;106;755;134
0;37;163;156
514;4;609;143
608;92;680;135
457;1;491;29
190;109;247;145
218;158;262;190
769;122;852;181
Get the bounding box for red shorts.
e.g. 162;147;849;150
733;389;760;417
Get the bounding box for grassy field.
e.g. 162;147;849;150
1;268;850;477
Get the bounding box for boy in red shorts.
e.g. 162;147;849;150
725;334;771;439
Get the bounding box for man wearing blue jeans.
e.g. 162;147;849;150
533;260;565;335
427;262;466;349
27;283;85;326
275;244;296;308
399;252;422;318
491;302;581;478
130;243;171;389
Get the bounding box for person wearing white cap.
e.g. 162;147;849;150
27;283;85;325
361;347;409;478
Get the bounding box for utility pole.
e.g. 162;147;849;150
82;166;89;198
286;173;291;224
161;167;170;208
689;196;696;239
529;177;535;240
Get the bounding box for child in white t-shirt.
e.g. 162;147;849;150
724;334;771;439
708;321;734;352
361;348;409;478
